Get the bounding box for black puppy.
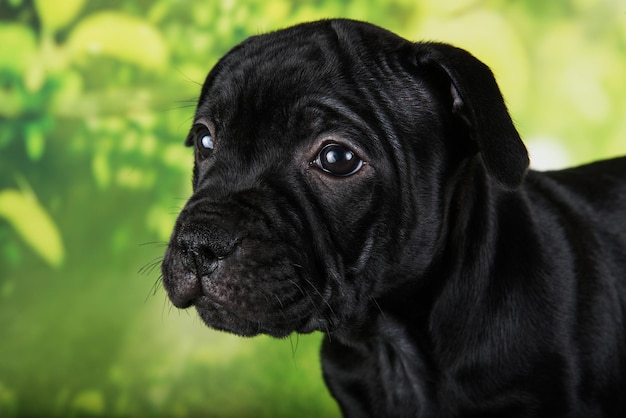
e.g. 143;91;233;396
162;19;626;417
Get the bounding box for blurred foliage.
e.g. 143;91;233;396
0;0;624;416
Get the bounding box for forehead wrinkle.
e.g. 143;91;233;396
194;21;419;180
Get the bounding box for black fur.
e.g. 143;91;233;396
161;19;626;417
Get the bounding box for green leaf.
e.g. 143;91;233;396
0;189;65;268
0;23;37;74
92;152;111;189
25;124;45;161
0;381;17;417
34;0;85;33
66;12;168;71
70;390;105;415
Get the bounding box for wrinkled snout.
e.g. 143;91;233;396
162;220;238;308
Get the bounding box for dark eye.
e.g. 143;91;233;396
191;124;214;160
314;143;364;176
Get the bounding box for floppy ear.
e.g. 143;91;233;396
415;43;529;189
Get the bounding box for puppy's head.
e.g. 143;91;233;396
161;19;528;338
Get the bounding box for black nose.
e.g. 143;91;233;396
163;222;238;308
177;222;238;267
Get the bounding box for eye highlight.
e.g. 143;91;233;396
190;124;214;160
312;143;364;177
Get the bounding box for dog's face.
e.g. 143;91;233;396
161;19;528;338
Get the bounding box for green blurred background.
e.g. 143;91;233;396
1;0;625;416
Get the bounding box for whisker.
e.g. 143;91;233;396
139;241;169;248
324;325;332;343
289;333;301;369
296;277;337;340
138;256;164;276
288;279;306;297
146;275;163;299
176;114;196;132
294;333;300;356
303;277;336;320
273;293;285;308
162;103;197;112
174;67;203;87
370;297;386;319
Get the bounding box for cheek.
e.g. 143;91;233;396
191;163;200;190
321;181;385;260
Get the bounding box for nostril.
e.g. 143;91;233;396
163;218;242;310
205;239;238;260
180;246;219;275
178;222;238;258
162;246;205;309
201;227;239;259
173;221;239;276
168;270;203;309
163;220;239;309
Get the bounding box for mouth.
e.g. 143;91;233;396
191;295;323;338
162;234;341;338
161;202;338;338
